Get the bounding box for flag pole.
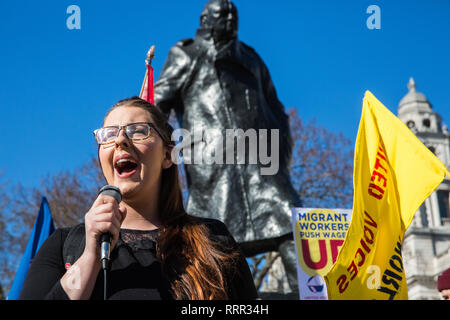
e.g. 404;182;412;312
139;45;155;98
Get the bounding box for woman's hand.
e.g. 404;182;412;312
61;194;126;299
83;194;127;260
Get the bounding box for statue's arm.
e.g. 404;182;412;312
154;45;192;117
260;60;293;169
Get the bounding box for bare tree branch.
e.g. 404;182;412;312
254;252;281;291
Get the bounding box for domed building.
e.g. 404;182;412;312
399;78;450;299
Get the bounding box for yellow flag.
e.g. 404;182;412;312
324;90;450;300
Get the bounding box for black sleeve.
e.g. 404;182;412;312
19;228;70;300
228;247;260;300
154;44;192;117
204;218;259;300
259;55;293;172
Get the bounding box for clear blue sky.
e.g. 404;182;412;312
0;0;449;189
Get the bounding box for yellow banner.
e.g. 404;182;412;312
324;91;450;300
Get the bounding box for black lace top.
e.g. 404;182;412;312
19;218;259;300
119;228;158;251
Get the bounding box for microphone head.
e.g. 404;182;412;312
98;185;122;204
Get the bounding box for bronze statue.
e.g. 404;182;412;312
155;0;301;293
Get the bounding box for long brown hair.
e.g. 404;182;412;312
103;96;237;299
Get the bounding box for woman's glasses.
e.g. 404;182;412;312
93;122;165;145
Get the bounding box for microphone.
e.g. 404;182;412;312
98;185;122;270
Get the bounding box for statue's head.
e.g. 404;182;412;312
200;0;238;44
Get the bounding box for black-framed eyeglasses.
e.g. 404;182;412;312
93;122;165;145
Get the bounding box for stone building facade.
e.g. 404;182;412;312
399;78;450;300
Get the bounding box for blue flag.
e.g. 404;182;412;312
7;196;55;300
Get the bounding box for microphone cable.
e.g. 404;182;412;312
98;185;122;300
103;268;109;301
